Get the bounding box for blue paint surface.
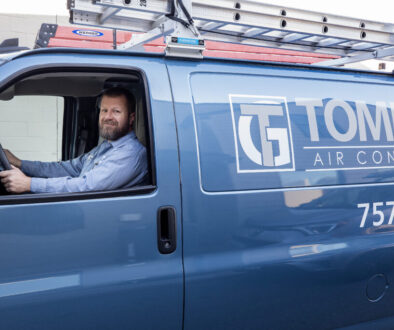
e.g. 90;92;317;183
167;58;394;329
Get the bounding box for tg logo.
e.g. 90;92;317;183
229;95;295;173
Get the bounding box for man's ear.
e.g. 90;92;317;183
129;112;135;126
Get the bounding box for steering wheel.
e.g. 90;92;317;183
0;144;11;171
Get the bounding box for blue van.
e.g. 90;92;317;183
1;47;394;329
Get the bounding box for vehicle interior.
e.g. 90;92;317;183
0;69;152;197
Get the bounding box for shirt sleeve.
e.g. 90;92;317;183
21;154;86;178
30;145;147;193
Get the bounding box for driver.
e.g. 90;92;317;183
0;87;148;193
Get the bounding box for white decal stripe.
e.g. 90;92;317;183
306;166;394;172
229;94;241;173
238;115;262;165
304;145;394;149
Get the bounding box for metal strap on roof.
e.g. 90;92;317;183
67;0;394;65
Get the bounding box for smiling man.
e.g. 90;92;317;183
0;87;148;193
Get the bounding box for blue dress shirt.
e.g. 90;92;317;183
21;131;148;193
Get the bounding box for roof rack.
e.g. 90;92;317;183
67;0;394;65
34;23;340;64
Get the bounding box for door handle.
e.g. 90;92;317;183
157;206;177;254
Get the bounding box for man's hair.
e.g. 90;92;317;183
99;87;136;115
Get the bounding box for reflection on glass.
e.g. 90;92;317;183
279;171;338;188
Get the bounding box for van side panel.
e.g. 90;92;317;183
167;59;394;329
0;54;183;330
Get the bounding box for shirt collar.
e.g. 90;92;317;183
107;131;136;148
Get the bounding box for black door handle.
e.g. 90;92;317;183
157;206;177;254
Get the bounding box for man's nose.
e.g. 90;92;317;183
103;110;114;120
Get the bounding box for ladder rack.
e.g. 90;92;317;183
67;0;394;65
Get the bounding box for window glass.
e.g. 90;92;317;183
190;72;394;192
0;96;64;162
0;70;152;197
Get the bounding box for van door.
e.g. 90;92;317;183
0;52;182;330
167;58;394;329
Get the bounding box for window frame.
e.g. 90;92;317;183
0;64;157;205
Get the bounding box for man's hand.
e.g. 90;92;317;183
4;149;22;168
0;166;31;193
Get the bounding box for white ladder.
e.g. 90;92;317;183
67;0;394;65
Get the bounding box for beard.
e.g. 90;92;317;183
99;119;130;141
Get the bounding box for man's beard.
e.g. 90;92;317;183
99;119;130;141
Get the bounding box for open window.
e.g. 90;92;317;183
0;68;154;202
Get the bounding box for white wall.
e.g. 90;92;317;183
0;96;64;161
0;13;70;49
0;13;70;162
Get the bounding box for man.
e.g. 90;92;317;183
0;87;148;193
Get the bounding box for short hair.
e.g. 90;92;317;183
99;87;136;115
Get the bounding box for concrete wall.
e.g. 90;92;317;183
0;13;68;162
0;96;64;161
0;13;70;49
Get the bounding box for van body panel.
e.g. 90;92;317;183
0;54;183;330
167;59;394;329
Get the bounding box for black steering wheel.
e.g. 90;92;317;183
0;144;11;171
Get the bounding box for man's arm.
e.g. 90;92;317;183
22;158;83;179
30;146;147;193
0;149;146;194
5;148;85;178
0;150;87;193
4;150;21;168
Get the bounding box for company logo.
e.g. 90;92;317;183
296;98;394;171
230;95;295;173
72;29;104;37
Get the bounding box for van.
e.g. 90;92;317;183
1;0;394;326
1;45;394;329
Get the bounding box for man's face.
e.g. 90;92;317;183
99;94;134;141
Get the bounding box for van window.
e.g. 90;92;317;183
0;70;153;200
190;71;394;192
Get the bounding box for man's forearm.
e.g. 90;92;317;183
22;159;81;179
4;150;21;168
